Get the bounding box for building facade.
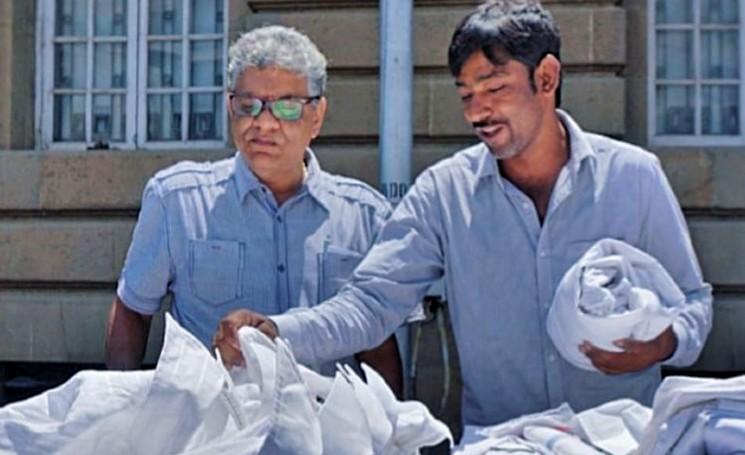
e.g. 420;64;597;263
0;0;743;421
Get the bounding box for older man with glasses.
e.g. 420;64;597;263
105;25;402;393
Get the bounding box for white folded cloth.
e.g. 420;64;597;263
572;399;652;455
547;238;685;371
637;374;745;455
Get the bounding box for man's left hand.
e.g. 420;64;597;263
579;325;677;375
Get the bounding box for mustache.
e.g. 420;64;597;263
472;119;507;129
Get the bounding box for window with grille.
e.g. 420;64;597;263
649;0;744;146
39;0;227;150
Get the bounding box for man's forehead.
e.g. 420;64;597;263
234;66;309;93
455;56;511;87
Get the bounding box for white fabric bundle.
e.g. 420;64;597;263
455;399;652;455
636;374;745;455
0;315;450;455
547;238;685;371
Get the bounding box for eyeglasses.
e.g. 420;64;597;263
229;93;321;121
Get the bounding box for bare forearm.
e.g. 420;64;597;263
105;296;152;370
357;335;403;398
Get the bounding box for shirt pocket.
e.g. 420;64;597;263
318;245;363;302
189;239;243;306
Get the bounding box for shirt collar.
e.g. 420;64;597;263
234;148;329;210
556;109;597;178
234;151;261;202
475;109;597;190
303;148;331;211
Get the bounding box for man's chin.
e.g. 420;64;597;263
483;139;520;160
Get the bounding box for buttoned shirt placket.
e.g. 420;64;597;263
500;161;579;408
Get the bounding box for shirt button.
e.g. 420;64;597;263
276;215;282;223
539;250;548;258
522;202;530;210
278;264;285;273
548;355;556;362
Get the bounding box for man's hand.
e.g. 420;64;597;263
579;325;677;375
213;309;278;368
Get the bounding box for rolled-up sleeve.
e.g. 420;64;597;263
273;170;446;366
116;179;173;315
640;158;713;367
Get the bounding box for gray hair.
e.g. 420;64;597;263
227;25;327;96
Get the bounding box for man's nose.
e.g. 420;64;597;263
463;96;491;125
253;106;280;130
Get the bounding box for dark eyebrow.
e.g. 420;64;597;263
454;68;505;87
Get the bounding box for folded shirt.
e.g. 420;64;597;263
547;238;685;371
637;375;745;455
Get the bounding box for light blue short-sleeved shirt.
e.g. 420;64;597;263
117;149;391;363
273;110;713;425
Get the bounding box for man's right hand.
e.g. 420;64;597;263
213;309;278;368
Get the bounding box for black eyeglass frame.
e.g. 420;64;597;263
227;93;322;121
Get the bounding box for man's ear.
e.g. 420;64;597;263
310;96;328;140
534;54;561;99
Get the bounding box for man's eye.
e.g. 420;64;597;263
487;85;505;94
460;94;473;102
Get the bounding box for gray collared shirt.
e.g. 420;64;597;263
273;110;713;425
117;150;391;361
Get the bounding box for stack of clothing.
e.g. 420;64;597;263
0;315;451;454
454;400;651;455
637;375;745;455
456;374;745;455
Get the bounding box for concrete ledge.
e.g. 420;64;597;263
0;220;135;282
0;290;164;363
3;140;745;212
325;73;625;137
0;150;234;211
687;296;745;372
242;4;625;69
658;149;745;210
689;219;745;287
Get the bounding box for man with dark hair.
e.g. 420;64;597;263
214;1;711;426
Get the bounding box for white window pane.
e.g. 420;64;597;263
656;85;695;134
702;0;739;23
55;0;88;36
148;41;183;87
702;31;739;78
94;0;128;36
703;86;740;134
55;43;87;88
190;40;223;87
94;43;127;88
149;0;183;35
656;0;693;23
53;95;86;141
92;95;126;142
189;93;221;140
191;0;224;33
656;31;693;79
148;94;182;140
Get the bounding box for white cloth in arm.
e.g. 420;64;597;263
547;238;686;371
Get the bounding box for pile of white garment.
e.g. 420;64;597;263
454;399;652;455
547;238;686;371
455;373;745;455
637;374;745;455
0;314;451;455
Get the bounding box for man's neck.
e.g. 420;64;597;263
263;163;306;206
500;113;569;221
